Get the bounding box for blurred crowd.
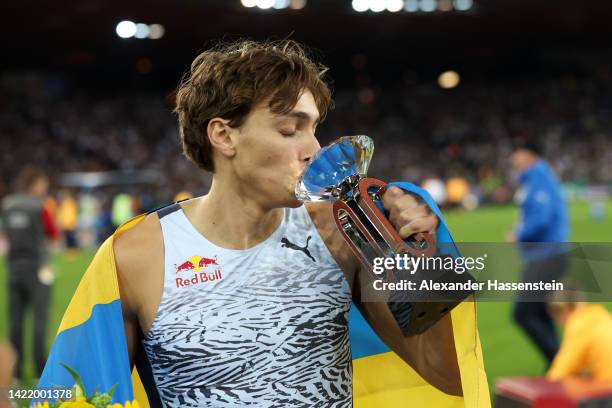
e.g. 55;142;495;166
333;73;612;205
1;70;611;245
0;73;205;208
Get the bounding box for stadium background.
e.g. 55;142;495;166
1;0;612;404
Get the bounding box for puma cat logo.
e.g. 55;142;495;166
281;236;316;262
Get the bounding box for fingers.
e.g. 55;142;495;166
381;186;439;238
381;186;405;211
389;203;430;229
397;214;439;239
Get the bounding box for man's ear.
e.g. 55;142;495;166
207;117;236;159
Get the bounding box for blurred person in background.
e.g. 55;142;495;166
42;195;57;224
478;166;505;204
509;142;569;366
0;167;58;382
78;189;100;249
446;176;469;206
111;192;133;228
547;296;612;381
57;190;79;259
173;190;193;202
95;195;115;245
421;177;447;206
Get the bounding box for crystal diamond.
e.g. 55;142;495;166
295;135;374;202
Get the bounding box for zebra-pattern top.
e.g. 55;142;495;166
141;204;353;407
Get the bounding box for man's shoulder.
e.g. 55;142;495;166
113;212;163;277
113;211;164;315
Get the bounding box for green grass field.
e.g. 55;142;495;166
1;200;611;397
443;200;612;394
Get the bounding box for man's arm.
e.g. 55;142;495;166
367;186;462;395
309;190;463;396
113;213;164;368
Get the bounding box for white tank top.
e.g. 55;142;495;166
141;203;353;407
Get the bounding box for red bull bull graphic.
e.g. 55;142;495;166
198;257;218;268
174;255;222;288
175;260;195;273
175;255;218;274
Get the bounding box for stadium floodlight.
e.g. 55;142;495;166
419;0;437;12
116;20;137;39
273;0;290;8
369;0;386;12
387;0;404;12
134;23;150;39
256;0;276;9
438;70;460;89
454;0;473;11
404;0;419;12
352;0;369;12
240;0;258;7
148;24;165;40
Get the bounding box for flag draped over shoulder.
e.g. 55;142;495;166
351;182;490;407
35;215;150;407
37;181;488;407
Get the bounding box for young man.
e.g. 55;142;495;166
87;40;475;407
1;167;58;382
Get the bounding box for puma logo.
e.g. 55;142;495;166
281;236;316;262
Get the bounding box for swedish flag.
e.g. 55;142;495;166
36;182;489;407
35;217;148;406
351;182;489;407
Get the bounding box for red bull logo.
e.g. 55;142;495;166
175;260;195;273
198;257;218;268
176;269;222;288
175;255;218;274
174;255;223;288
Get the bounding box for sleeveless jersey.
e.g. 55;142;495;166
141;203;353;407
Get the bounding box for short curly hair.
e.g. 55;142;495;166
174;39;332;172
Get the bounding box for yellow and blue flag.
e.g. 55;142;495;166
351;182;490;407
35;216;149;406
37;182;488;407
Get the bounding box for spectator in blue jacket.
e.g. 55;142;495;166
510;142;569;366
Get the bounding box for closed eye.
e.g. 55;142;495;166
279;129;296;136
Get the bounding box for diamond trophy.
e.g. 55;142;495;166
296;135;474;336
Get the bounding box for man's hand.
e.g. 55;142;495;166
381;186;439;238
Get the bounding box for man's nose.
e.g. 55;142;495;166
302;134;321;163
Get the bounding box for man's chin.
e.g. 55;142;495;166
280;183;304;208
264;193;302;210
284;197;304;209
